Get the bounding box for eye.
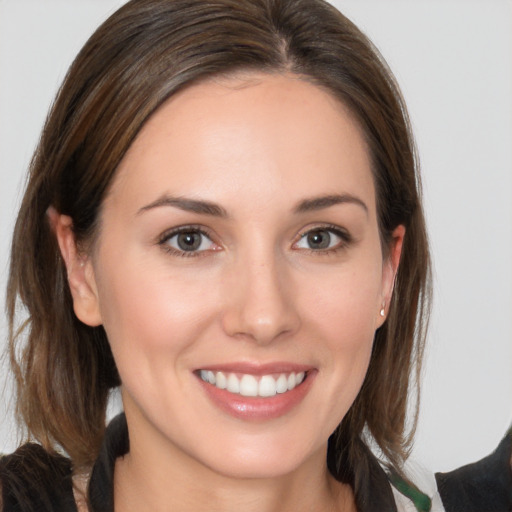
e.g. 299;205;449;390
294;227;349;251
159;227;218;256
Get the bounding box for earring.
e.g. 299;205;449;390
380;303;385;317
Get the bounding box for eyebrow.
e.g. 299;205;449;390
137;193;368;218
137;196;228;218
294;194;368;215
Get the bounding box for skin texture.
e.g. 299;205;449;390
54;73;404;512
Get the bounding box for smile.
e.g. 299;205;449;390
199;370;307;397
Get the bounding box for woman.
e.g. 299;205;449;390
0;0;495;510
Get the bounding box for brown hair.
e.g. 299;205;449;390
7;0;430;478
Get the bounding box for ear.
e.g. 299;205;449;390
47;207;103;327
376;224;405;327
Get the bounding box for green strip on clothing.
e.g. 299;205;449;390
388;471;432;512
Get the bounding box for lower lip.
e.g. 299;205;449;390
197;371;316;421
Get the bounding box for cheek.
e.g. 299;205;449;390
94;256;219;373
299;262;381;402
303;262;382;341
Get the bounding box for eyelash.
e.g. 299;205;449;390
157;225;218;258
157;224;353;258
294;224;353;255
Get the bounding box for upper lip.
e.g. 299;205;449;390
195;362;314;376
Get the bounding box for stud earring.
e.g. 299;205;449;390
380;304;385;317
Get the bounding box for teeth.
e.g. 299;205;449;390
276;374;288;393
240;375;258;396
227;373;240;393
199;370;306;397
216;371;227;389
259;375;277;397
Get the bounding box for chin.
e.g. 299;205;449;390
205;453;310;480
191;431;326;480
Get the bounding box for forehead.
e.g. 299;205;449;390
109;72;375;217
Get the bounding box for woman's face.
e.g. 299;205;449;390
68;73;402;479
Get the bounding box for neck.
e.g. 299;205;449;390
113;414;355;512
115;454;352;512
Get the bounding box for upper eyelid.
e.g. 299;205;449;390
157;224;215;243
296;224;352;240
156;223;352;249
157;226;219;258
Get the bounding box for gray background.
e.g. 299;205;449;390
1;0;511;472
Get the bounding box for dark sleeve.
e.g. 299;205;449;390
435;431;512;512
0;443;77;512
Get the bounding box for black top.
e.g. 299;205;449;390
435;431;512;512
1;414;511;512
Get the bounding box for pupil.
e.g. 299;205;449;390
308;230;330;249
177;232;201;251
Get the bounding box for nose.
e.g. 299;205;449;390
221;254;301;345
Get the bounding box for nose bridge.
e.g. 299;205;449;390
221;242;300;344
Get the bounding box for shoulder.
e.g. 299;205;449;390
0;443;77;512
435;429;512;512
